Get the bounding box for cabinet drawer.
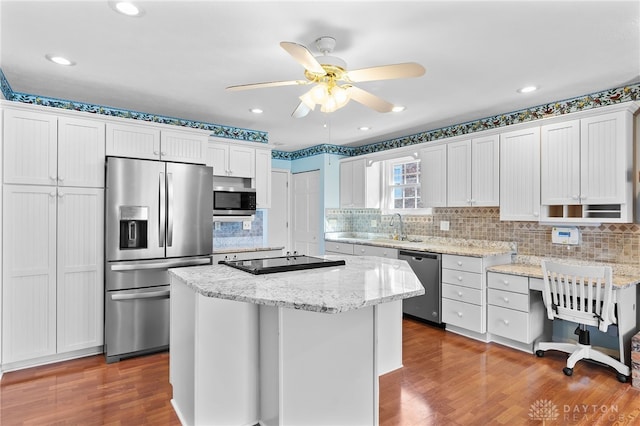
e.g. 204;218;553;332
354;244;397;258
488;305;531;343
442;298;484;334
487;288;529;312
442;254;483;273
324;242;354;255
487;272;529;294
442;283;483;305
442;268;482;289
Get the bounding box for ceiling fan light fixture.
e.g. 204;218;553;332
299;91;317;110
392;105;406;112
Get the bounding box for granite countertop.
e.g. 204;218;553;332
212;246;284;255
325;232;515;258
169;255;425;314
487;255;640;289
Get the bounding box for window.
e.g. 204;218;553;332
383;157;423;211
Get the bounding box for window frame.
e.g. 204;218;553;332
380;156;432;215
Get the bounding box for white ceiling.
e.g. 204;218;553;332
1;1;639;152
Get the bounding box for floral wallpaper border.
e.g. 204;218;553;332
2;67;638;159
0;68;268;144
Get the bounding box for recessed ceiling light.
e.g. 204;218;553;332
249;108;263;114
517;85;538;94
109;1;143;17
392;105;406;112
45;54;75;66
358;126;371;131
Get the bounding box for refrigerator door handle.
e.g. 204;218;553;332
110;258;211;271
159;172;166;247
167;172;174;247
111;290;170;301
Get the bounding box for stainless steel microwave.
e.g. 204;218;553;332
213;186;257;216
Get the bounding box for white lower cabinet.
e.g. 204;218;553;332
486;272;546;347
2;185;104;366
324;241;355;255
353;244;397;258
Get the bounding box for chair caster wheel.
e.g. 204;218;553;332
563;367;573;377
535;350;544;357
617;373;628;383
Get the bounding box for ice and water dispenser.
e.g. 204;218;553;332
119;206;148;249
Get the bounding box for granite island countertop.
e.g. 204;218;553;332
169;255;425;313
325;232;515;258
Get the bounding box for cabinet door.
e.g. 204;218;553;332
471;135;499;206
105;123;161;160
228;145;255;178
58;117;106;188
3;109;58;185
499;127;541;221
207;142;230;176
447;140;472;207
57;187;105;353
580;112;628;204
540;120;580;204
254;147;272;208
160;130;207;164
2;185;57;363
351;159;366;208
419;145;447;207
339;161;354;207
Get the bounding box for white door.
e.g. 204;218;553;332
471;135;500;206
2;185;57;363
447;139;472;206
540;120;580;205
57;187;104;353
58;116;106;188
419;144;447;207
292;170;320;256
160;130;207;164
105;123;161;160
268;170;290;251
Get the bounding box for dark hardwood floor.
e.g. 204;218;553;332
2;318;640;425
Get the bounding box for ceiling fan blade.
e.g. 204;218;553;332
347;62;425;83
226;80;307;91
348;86;395;113
280;41;326;75
291;101;312;118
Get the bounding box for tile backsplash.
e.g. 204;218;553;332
325;208;640;266
213;210;266;249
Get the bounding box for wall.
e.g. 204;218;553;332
213;210;266;249
326;207;640;266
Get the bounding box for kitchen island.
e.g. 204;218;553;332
169;255;424;426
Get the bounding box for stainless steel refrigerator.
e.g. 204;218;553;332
105;157;212;363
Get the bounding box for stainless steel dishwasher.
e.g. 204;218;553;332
399;250;443;325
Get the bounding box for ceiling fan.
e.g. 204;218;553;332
226;36;426;118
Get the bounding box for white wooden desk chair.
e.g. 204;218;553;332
534;260;630;382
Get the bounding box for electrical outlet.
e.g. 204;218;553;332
214;221;221;231
371;219;377;228
440;220;450;231
243;220;252;230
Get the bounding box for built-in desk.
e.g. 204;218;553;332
487;261;640;370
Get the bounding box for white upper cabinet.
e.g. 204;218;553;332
106;123;206;164
419;144;447;207
499;127;541;221
106;122;160;160
58;117;106;188
206;139;255;178
339;158;380;208
159;129;207;164
3;109;105;187
540;110;632;222
254;147;272;208
447;135;499;207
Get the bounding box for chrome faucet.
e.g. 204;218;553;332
389;213;405;240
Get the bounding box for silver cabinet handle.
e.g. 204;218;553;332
111;290;170;301
110;258;210;271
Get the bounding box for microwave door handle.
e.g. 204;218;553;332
167;172;173;247
159;172;165;247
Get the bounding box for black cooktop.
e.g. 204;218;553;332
218;255;346;275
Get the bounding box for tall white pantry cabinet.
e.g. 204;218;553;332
1;107;105;369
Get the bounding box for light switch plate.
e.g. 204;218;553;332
371;219;377;228
214;221;221;231
440;220;450;231
243;220;252;230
